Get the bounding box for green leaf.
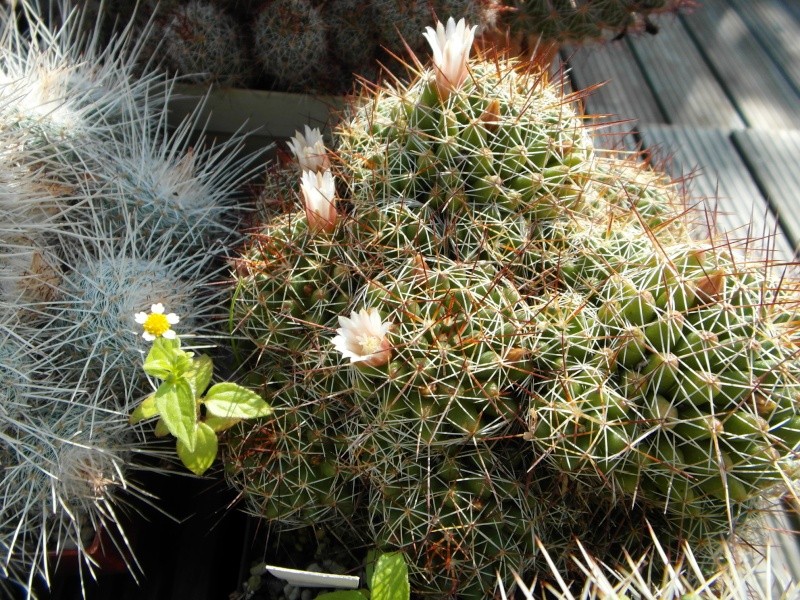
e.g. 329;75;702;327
154;378;198;451
315;592;368;600
176;421;217;476
203;383;273;420
185;354;214;398
203;414;241;433
370;553;409;600
130;394;158;424
143;337;192;379
365;548;378;586
154;417;170;437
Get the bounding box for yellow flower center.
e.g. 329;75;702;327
143;313;171;337
358;334;382;355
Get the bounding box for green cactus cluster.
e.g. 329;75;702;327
225;26;800;595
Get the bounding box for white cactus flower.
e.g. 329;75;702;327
422;17;477;100
287;125;330;172
332;308;393;367
135;303;180;341
300;169;338;232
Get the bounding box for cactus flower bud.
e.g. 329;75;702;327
288;125;330;172
422;17;476;100
300;169;337;232
332;308;392;367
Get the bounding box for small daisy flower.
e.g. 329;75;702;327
288;125;330;172
332;308;392;367
422;17;477;100
300;169;338;233
135;303;180;341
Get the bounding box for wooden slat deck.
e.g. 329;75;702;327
568;0;800;255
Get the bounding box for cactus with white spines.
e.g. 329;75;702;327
0;1;167;179
0;1;266;594
0;323;145;596
226;14;800;597
42;229;224;404
76;88;257;254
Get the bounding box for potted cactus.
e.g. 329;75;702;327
85;0;693;149
224;15;800;598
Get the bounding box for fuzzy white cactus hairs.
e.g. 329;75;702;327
0;1;268;595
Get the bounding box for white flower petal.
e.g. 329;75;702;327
332;308;392;366
134;312;147;324
142;331;156;341
301;169;337;232
424;17;476;99
151;303;165;314
167;313;180;325
289;126;329;172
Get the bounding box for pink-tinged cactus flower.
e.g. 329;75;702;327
332;308;393;367
422;17;477;100
288;125;330;172
300;169;337;232
135;304;180;341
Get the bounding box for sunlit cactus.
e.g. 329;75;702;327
226;10;800;597
0;324;147;597
0;0;167;181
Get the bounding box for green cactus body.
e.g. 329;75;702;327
225;383;358;527
227;21;800;597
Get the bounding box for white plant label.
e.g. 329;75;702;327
264;565;360;589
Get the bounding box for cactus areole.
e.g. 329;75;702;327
227;17;800;597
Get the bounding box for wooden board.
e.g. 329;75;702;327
680;0;800;130
639;124;794;260
563;42;662;150
728;0;800;97
564;41;663;123
628;13;744;128
733;128;800;252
